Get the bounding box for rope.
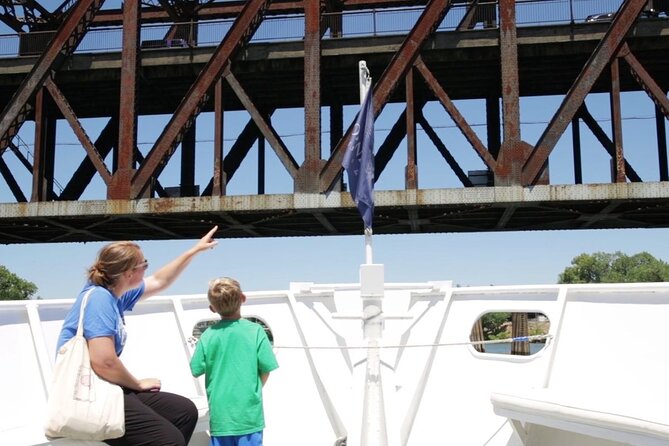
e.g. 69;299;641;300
270;334;552;350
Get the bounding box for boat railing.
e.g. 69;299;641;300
4;280;669;445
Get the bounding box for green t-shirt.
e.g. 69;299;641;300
190;318;279;436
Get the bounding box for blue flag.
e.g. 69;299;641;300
342;89;374;229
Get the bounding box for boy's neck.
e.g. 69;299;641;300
220;311;241;320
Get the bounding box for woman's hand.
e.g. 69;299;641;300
143;226;219;298
192;226;219;253
138;378;161;392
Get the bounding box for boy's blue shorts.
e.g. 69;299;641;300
210;432;263;446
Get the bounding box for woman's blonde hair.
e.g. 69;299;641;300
87;241;143;288
208;277;243;316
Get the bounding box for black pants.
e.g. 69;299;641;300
105;389;198;446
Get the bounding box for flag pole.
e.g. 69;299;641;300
352;61;388;446
359;61;374;265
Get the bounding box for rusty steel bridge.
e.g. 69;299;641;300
0;0;668;243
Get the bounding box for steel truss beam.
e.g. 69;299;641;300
523;0;648;185
0;0;669;244
131;0;270;197
0;0;105;153
320;0;455;192
44;79;112;186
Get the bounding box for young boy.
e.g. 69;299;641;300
190;277;279;446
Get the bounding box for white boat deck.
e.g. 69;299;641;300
2;280;668;446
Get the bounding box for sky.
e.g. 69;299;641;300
0;0;668;299
1;227;669;299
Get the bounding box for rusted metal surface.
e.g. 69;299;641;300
92;0;302;25
523;0;648;185
0;1;668;243
0;154;25;202
212;78;226;196
658;105;669;182
1;184;669;242
111;0;140;200
415;58;497;171
495;0;528;187
31;87;54;202
319;0;455;192
44;79;112;186
578;105;641;182
620;43;669;120
8;142;32;172
0;151;21;190
405;68;417;190
486;97;501;159
60;118;118;201
0;0;62;32
90;0;438;25
0;0;104;152
571;116;582;185
222;114;268;182
457;0;479;31
224;70;299;179
499;0;520;144
181;125;196;196
374;104;409;182
417;113;473;187
30;88;45;202
609;57;626;183
132;0;271;197
298;0;323;193
201;110;275;195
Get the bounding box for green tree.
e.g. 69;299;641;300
481;312;511;340
0;265;38;300
558;251;669;284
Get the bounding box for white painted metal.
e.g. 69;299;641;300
359;264;387;446
358;60;371;106
2;281;668;446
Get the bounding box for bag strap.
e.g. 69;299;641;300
75;288;96;337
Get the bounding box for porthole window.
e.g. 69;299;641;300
245;316;274;344
192;319;217;340
191;316;274;345
470;312;550;355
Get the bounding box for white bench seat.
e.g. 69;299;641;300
491;388;669;446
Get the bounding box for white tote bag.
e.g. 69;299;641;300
44;289;125;440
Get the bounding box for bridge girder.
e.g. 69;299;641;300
0;0;668;243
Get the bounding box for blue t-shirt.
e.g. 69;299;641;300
56;283;145;356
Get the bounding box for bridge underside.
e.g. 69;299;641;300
1;184;668;243
0;0;668;243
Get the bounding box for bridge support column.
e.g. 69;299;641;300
111;0;140;200
610;57;626;183
405;68;418;189
297;0;323;193
32;87;56;202
212;78;226;196
657;99;668;181
486;96;501;160
496;0;538;187
181;124;197;196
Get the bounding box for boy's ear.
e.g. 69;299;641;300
209;304;216;313
241;293;247;303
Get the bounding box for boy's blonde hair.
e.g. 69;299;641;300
208;277;243;316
